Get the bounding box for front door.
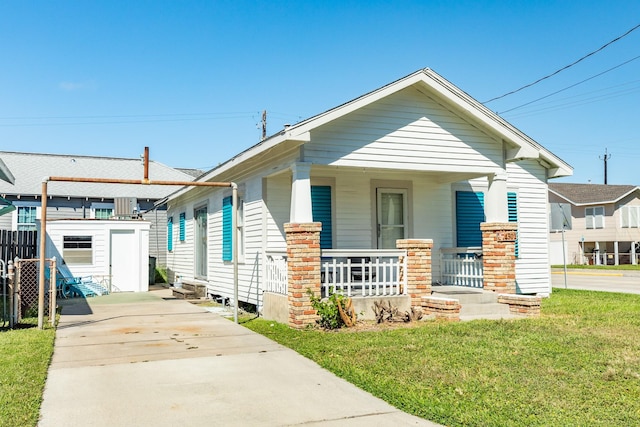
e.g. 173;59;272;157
376;188;407;249
195;206;208;278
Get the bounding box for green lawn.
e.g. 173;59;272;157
0;319;55;427
242;289;640;426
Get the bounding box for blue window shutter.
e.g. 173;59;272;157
456;191;485;247
179;212;186;241
311;186;332;249
167;217;173;251
508;192;519;257
222;196;232;261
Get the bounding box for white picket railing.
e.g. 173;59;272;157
440;247;483;288
264;251;288;295
320;249;407;298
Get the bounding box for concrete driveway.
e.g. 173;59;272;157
38;287;438;427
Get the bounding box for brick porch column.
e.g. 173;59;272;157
285;222;321;329
396;239;433;307
481;222;517;294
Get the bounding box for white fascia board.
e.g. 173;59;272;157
548;188;576;205
166;133;308;202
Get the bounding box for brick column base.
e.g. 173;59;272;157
481;222;517;294
285;223;321;329
396;239;433;307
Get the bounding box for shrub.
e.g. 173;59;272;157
308;289;350;330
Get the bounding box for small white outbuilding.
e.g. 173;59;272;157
45;219;150;292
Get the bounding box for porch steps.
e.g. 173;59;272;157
430;286;518;321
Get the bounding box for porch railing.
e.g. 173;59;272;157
320;249;407;298
264;251;288;295
440;247;483;288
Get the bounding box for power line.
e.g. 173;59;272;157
0;111;257;120
498;54;640;114
483;22;640;104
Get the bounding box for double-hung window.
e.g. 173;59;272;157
17;206;38;231
620;205;640;228
585;206;604;229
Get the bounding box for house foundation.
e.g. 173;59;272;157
284;222;321;329
481;222;517;294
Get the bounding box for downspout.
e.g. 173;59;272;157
38;177;49;329
232;182;238;324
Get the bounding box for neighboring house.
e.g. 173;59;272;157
0;151;194;267
164;68;572;324
549;183;640;265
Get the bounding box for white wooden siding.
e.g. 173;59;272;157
264;173;290;252
334;172;372;249
305;87;502;172
413;179;454;281
506;160;552;295
142;209;168;266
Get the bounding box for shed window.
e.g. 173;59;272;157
63;236;93;265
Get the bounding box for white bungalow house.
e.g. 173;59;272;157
164;68;572;327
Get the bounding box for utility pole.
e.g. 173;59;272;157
261;110;267;140
600;148;611;184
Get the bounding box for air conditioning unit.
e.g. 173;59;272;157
114;197;138;218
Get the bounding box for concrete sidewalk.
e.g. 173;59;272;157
38;288;439;426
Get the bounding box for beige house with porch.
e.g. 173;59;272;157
164;68;572;328
549;183;640;265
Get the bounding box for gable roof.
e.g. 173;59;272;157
549;183;640;206
169;68;572;201
0;151;194;199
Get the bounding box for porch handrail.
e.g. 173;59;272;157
264;251;288;295
320;249;407;298
440;247;483;288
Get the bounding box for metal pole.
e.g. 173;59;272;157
38;180;48;329
232;184;238;323
561;226;567;289
50;257;57;327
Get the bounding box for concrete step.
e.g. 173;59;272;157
460;302;511;317
172;287;195;299
432;288;498;305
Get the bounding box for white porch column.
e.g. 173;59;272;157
485;171;508;223
290;162;313;223
614;241;619;265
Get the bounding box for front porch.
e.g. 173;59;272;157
263;222;523;328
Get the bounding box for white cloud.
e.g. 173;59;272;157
58;80;96;91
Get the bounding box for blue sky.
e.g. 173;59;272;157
1;1;639;184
